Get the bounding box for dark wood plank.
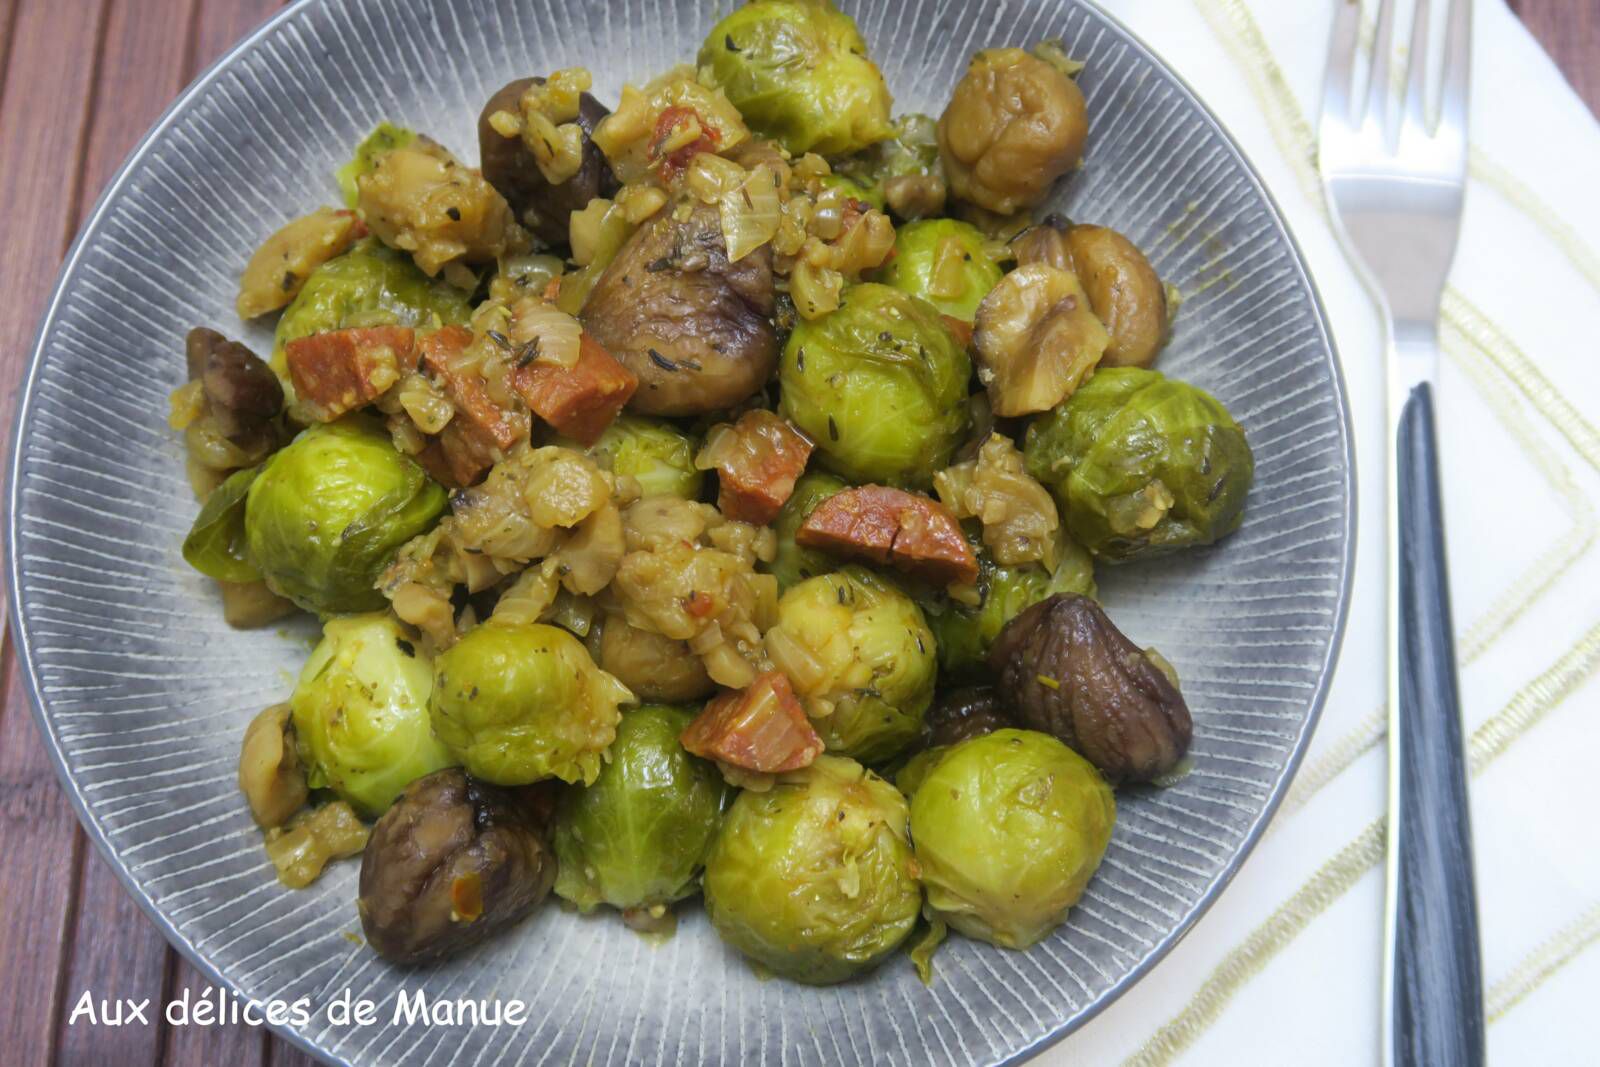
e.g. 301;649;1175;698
0;0;113;1063
48;2;204;1061
1510;0;1600;116
160;957;272;1067
190;0;286;82
269;1038;329;1067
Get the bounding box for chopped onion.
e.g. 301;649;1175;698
718;162;782;262
508;298;582;369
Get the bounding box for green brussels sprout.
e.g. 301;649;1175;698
1024;368;1254;561
273;239;471;368
290;613;456;817
779;283;971;488
764;567;936;763
916;524;1097;679
873;219;1002;322
337;123;417;208
817;172;883;212
245;418;447;615
833;113;939;192
552;705;725;918
703;755;920;983
430;621;632;786
554;415;704;500
909;729;1115;948
762;470;848;591
697;0;893;156
182;465;261;583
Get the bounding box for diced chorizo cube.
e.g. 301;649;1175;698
699;410;814;525
680;671;823;774
796;484;978;585
285;325;412;422
419;325;529;451
509;332;638;446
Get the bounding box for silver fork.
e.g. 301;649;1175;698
1318;1;1483;1064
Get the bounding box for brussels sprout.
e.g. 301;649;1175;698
430;621;633;786
554;414;704;500
245;418;447;615
916;524;1096;679
909;729;1114;948
762;470;848;591
763;567;936;763
1024;368;1254;561
290;614;456;818
873;219;1002;322
779;283;971;488
697;0;893;156
337;123;417;208
834;113;941;214
552;705;725;919
183;465;261;583
703;756;920;983
273;239;471;369
817;172;883;212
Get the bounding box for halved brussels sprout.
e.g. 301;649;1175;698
763;566;936;764
761;470;847;592
430;621;633;786
779;283;971;488
1023;367;1254;561
916;524;1096;679
552;705;725;920
273;239;471;370
554;414;704;500
290;613;455;818
703;755;920;983
909;729;1114;948
873;219;1002;322
245;418;446;615
697;0;893;156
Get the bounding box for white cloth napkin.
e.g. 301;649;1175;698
1031;2;1600;1063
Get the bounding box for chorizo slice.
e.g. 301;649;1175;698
796;484;979;585
285;325;412;423
508;332;637;446
680;671;823;774
699;410;814;525
419;325;528;451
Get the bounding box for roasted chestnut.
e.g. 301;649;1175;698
988;593;1191;782
357;768;557;964
921;686;1015;749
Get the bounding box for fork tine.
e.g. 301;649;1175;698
1403;0;1432;131
1365;0;1400;132
1440;0;1472;138
1322;0;1362;129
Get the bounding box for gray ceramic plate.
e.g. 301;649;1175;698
6;0;1353;1063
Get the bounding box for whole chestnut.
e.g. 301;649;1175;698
357;768;556;964
988;593;1191;783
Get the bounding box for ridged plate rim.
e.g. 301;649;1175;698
4;1;1356;1063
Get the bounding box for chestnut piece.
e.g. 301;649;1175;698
988;593;1191;783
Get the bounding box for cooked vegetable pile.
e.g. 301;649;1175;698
178;0;1254;985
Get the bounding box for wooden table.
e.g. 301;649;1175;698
0;2;1592;1064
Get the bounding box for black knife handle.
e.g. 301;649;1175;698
1391;382;1484;1067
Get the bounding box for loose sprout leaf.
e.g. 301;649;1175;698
182;465;262;583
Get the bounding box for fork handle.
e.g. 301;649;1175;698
1388;381;1484;1067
